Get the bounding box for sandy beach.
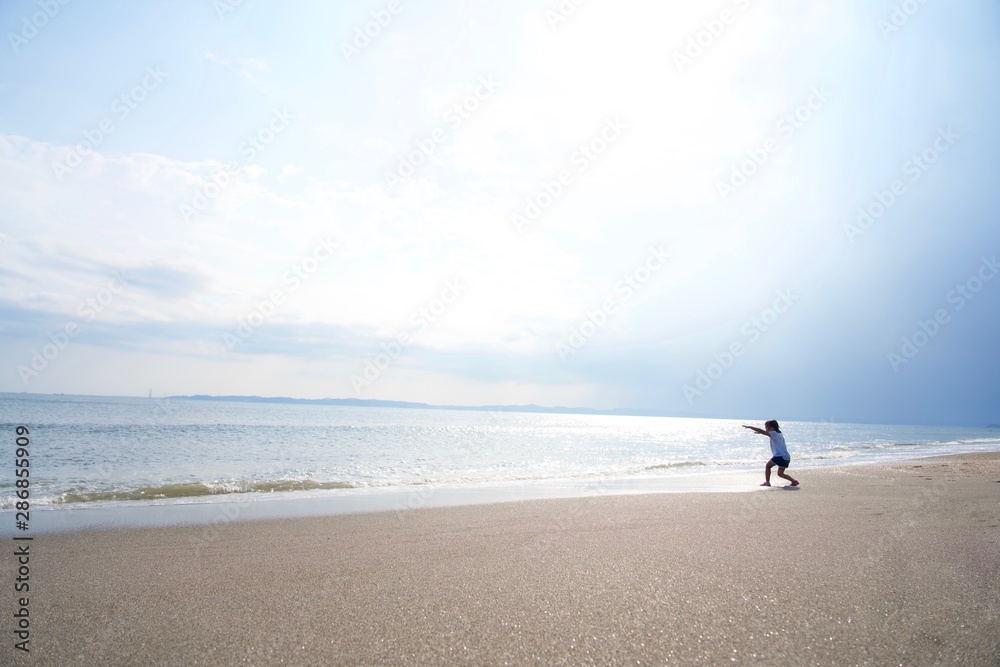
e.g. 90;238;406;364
3;452;999;666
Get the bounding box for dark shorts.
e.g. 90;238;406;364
770;456;791;468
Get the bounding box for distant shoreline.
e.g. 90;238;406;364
3;392;997;427
167;393;698;419
167;394;1000;428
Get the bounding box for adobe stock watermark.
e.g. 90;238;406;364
223;236;339;351
544;0;591;30
394;408;506;526
843;125;958;243
341;0;407;63
179;108;295;221
864;471;948;570
683;288;798;404
718;85;832;201
189;497;254;548
394;484;436;524
212;0;246;20
17;269;131;385
887;254;998;372
878;0;930;38
672;0;753;74
51;65;168;182
524;479;613;559
556;246;670;360
351;278;468;395
384;75;500;191
7;0;72;54
511;116;627;233
148;394;175;422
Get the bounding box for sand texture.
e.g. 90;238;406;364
3;453;999;665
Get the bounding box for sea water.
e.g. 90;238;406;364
1;393;998;531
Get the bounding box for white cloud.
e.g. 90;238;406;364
203;50;270;84
1;0;997;419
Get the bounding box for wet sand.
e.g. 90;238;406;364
3;452;999;665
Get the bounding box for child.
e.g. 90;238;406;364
742;420;799;487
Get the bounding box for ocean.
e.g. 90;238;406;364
2;393;998;532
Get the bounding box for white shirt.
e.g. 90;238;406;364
769;430;790;459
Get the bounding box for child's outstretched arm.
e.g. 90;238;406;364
742;425;767;435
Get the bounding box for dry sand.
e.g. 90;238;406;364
3;452;999;666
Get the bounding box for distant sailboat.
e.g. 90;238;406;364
148;389;152;399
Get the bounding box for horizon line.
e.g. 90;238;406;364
4;391;997;428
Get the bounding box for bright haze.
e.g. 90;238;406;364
1;1;998;425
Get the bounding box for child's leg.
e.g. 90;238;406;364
763;460;774;484
776;467;798;485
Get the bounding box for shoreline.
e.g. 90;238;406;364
3;452;999;664
2;468;763;536
5;449;1000;536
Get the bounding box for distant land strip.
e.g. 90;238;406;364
169;395;694;419
165;396;1000;427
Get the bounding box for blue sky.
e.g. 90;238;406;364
1;0;998;425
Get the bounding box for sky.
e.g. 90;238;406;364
1;0;998;425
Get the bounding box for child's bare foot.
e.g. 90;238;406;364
790;480;799;487
760;482;771;486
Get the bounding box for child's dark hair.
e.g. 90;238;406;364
765;420;781;432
